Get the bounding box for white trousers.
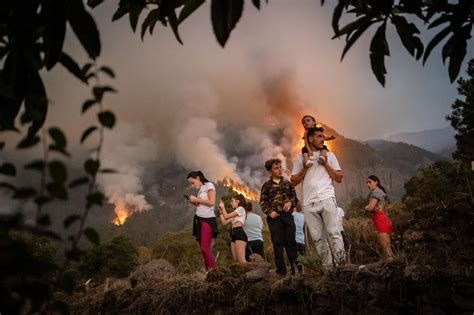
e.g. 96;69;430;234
303;197;345;266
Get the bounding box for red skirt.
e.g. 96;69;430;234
372;210;392;233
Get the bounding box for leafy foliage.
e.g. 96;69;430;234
330;0;473;85
447;59;474;162
79;235;139;279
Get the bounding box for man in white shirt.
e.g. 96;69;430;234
290;127;345;266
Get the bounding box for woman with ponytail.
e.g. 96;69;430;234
187;171;218;270
218;194;248;263
365;175;394;260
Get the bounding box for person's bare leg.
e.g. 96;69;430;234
377;233;394;260
231;242;238;262
235;240;248;263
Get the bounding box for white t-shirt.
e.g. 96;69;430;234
231;206;246;225
293;152;342;205
196;182;216;218
243;213;263;241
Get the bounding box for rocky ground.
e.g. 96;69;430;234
57;257;474;314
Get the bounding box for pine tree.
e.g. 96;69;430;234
447;59;474;163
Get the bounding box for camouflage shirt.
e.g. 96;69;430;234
259;177;298;216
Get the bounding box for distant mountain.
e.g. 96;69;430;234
386;126;456;153
319;125;445;203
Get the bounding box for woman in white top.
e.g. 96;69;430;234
218;194;248;264
187;171;218;270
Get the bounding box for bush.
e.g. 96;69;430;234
80;235;139;279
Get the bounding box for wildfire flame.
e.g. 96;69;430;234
112;202;136;225
294;123;333;154
223;177;260;201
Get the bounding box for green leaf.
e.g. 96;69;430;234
49;160;68;183
59;53;87;83
99;66;115;78
129;5;145;32
391;15;423;60
87;0;104;9
211;0;244;47
334;16;370;39
17;135;40;149
63;214;81;228
80;126;98;143
49;127;67;149
44;0;67;69
98;111;116;129
447;24;470;83
68;176;90;188
369;22;389;87
251;0;260;10
86;191;104;209
141;9;160;39
179;0;205;23
100;168;118;174
37;214;51;226
84;227;100;245
68;0;101;59
24;160;45;172
23;70;48;137
112;3;131;21
168;10;183;45
93;86;117;103
82;63;93;76
84;159;100;176
46;182;68;200
13;187;37;199
82;99;97;114
423;25;452;65
341;18;374;61
0;163;16;176
428;14;450;30
332;1;345;34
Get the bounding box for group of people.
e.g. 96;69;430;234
185;114;394;274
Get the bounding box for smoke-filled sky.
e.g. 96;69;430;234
42;1;472;140
2;1;472;216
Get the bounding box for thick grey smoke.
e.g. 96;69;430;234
97;123;157;215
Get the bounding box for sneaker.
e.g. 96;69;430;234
317;156;326;165
305;159;314;167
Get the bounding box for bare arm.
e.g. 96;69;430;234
321;151;343;183
365;198;378;212
218;200;239;220
290;166;308;186
189;189;215;207
219;213;232;225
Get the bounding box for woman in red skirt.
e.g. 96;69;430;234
365;175;394;260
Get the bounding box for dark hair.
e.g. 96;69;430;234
367;175;387;194
301;115;316;124
264;158;282;171
232;194;247;209
306;126;324;138
187;171;210;184
245;202;253;212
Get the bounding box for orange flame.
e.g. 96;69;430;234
293;122;333;154
112;203;134;226
223;177;260;201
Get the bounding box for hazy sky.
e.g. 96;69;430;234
43;1;472;141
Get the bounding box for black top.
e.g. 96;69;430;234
192;215;219;241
